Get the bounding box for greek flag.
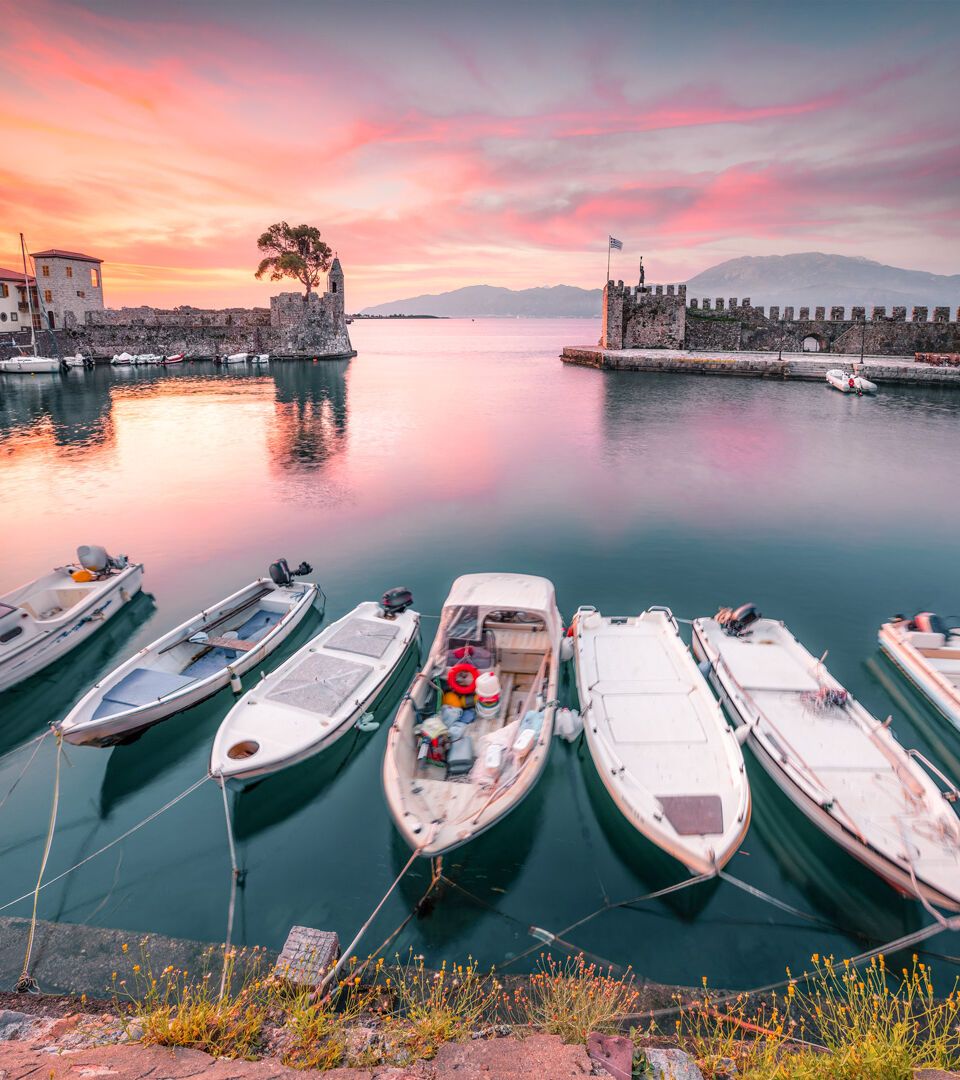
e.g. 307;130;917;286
608;236;623;251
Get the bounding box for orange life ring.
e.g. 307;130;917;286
447;662;479;694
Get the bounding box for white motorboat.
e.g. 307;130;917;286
693;605;960;911
826;368;877;395
251;353;269;364
0;356;64;374
59;559;318;746
880;612;960;731
222;352;248;364
210;589;419;783
111;352;135;366
383;573;562;856
0;546;144;694
138;354;164;364
574;605;750;876
64;353;91;368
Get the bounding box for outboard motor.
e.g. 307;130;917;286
269;558;313;587
914;612;948;638
380;586;414;619
77;545;128;574
719;603;762;637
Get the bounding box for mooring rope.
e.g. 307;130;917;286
216;773;242;1000
0;727;51;814
16;732;63;993
0;729;51;769
621;913;960;1026
316;826;436;998
0;774;210;916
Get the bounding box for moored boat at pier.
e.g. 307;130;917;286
383;573;561;856
210;589;419;783
880;612;960;731
574;605;750;875
59;559;318;746
0;546;144;693
693;605;960;911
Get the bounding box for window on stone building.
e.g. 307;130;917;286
11;312;17;322
47;312;55;329
0;283;7;298
77;290;86;298
44;289;52;303
41;265;49;277
66;266;73;278
90;268;99;288
332;281;337;292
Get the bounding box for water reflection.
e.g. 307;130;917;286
268;360;349;474
0;369;115;455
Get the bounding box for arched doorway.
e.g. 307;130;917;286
802;335;821;352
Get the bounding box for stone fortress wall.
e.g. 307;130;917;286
1;259;354;361
602;280;960;356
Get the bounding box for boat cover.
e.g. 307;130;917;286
266;653;370;715
93;668;196;719
326;616;400;658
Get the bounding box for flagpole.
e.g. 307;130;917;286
606;238;611;285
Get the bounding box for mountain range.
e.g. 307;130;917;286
358;254;959;318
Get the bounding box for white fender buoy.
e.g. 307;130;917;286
357;712;379;731
559;636;575;663
229;668;242;694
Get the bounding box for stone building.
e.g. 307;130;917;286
0;255;356;361
0;267;35;333
32;249;104;330
601;274;960;357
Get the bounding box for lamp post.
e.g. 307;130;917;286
777;317;786;361
859;314;866;369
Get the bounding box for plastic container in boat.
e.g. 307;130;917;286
513;727;536;760
475;671;501;698
482;743;504;779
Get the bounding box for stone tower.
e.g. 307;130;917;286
328;256;344;319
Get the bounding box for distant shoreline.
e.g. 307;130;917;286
349;313;447;320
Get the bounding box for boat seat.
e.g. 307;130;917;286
93;667;196;719
181;607;282;678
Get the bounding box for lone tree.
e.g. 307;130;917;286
255;222;333;298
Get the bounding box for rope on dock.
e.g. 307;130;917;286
0;728;51;814
0;774;211;916
16;732;63;993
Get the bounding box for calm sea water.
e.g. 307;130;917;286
2;317;960;994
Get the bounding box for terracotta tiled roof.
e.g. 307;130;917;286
32;248;102;263
0;266;35;283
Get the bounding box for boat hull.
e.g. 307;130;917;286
575;607;750;876
212;603;420;783
59;580;318;746
0;357;64;374
879;625;960;732
691;623;960;912
0;564;145;694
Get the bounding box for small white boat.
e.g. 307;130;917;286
210;589;420;783
0;356;64;374
574;605;750;876
0;546;144;694
251;353;269;364
59;560;318;746
64;353;91;368
693;605;960;911
111;352;135;366
222;352;248;364
880;612;960;731
383;573;561;856
162;353;185;365
826;368;877;395
138;354;164;365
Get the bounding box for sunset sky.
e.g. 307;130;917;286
2;0;957;310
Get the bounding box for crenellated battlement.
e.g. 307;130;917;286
600;262;959;355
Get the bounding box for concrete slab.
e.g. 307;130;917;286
560;345;960;386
